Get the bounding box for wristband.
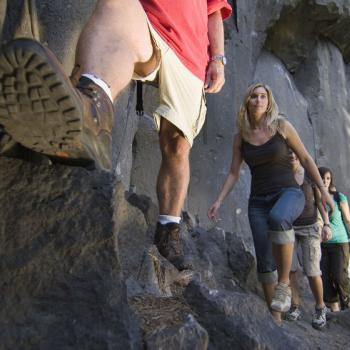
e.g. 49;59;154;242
323;223;331;228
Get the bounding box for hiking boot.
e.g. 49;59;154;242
312;305;327;330
271;282;292;312
0;38;113;171
154;222;192;271
154;222;170;258
284;305;301;321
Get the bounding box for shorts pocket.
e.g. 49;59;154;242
305;238;321;275
310;224;322;238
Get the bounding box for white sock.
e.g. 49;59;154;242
158;215;181;225
81;73;113;102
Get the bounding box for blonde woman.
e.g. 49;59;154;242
208;83;334;324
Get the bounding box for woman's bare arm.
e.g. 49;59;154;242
314;186;332;241
208;133;243;220
281;120;334;212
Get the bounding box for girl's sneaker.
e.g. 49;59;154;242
312;305;327;330
271;282;291;312
284;305;301;321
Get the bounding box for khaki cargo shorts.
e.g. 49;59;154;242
291;223;322;277
132;20;207;146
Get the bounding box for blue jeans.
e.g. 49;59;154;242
248;187;305;283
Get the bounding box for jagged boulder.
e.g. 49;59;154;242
185;280;310;350
0;158;141;349
145;314;208;350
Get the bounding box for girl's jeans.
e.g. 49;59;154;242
248;187;305;283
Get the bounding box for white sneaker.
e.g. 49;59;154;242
271;282;291;312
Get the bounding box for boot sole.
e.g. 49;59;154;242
0;38;91;163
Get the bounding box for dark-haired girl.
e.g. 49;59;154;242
319;166;350;311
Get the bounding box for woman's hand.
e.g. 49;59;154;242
208;200;222;220
207;135;243;222
321;225;332;242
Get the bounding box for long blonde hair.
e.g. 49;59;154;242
236;83;283;139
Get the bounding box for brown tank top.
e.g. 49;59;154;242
293;174;318;226
241;132;299;196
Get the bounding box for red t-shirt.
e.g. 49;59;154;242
141;0;232;82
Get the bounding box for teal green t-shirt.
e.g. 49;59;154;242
326;192;349;244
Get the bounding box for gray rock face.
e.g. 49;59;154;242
266;0;350;71
185;281;311;350
146;314;208;350
0;0;6;42
1;0;350;349
294;40;350;185
0;158;140;349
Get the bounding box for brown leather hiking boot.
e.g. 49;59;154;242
76;76;113;170
0;38;113;171
154;222;192;271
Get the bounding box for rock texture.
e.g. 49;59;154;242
185;281;310;350
0;158;140;349
1;0;350;349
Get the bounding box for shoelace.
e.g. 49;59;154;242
315;307;326;319
289;305;299;313
275;284;290;300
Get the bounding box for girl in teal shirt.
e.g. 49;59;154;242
319;167;350;311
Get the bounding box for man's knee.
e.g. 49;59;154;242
160;135;190;162
94;0;153;63
159;120;190;159
307;275;321;283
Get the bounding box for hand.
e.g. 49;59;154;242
321;225;332;242
207;200;221;220
204;61;225;93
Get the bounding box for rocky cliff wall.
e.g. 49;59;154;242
1;1;350;349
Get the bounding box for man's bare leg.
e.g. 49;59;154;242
308;275;325;308
75;0;157;99
153;119;192;270
157;119;191;216
0;0;157;170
